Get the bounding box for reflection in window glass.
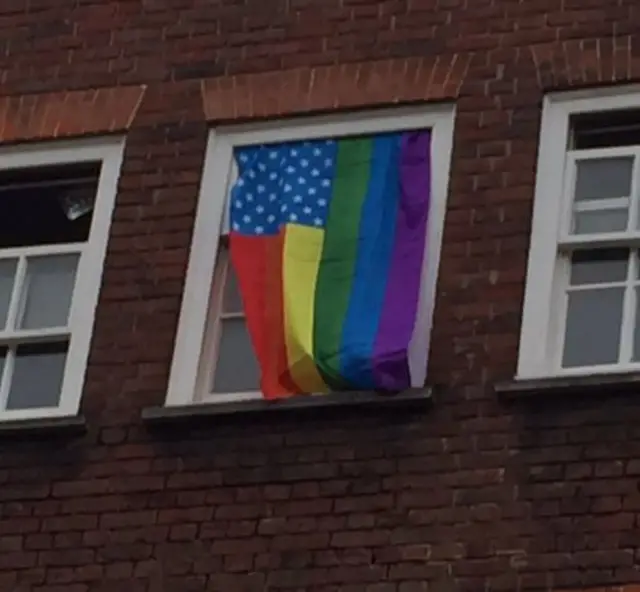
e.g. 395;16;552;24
574;157;633;201
573;209;628;235
19;254;79;330
563;288;624;368
212;319;260;393
570;249;629;285
5;342;68;410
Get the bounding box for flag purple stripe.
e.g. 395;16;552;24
371;131;432;390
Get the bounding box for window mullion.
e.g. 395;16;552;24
559;153;578;241
621;251;639;364
619;150;640;364
551;254;571;372
5;256;27;334
0;349;15;411
627;149;640;233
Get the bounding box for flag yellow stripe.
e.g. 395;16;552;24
282;223;330;393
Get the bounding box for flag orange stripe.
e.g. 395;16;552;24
264;231;298;399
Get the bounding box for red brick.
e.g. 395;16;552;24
0;1;638;592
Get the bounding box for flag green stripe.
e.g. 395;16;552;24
313;137;373;389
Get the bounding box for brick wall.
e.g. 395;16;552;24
1;0;640;591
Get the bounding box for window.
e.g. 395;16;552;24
0;139;124;420
167;106;455;406
519;87;640;380
196;240;261;398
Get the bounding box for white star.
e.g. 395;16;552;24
258;163;266;172
269;172;278;180
303;206;312;214
255;226;264;234
289;213;298;222
313;148;321;156
308;187;317;195
291;149;298;157
286;166;296;174
293;195;303;203
301;159;309;167
311;169;320;177
239;154;249;163
321;179;330;187
317;198;327;206
256;205;265;214
243;215;251;223
314;218;322;226
269;151;278;159
267;215;275;223
257;185;266;193
233;222;240;231
235;200;243;209
236;178;245;187
246;193;254;202
324;159;333;167
281;205;288;213
268;194;277;202
284;184;292;193
298;177;306;184
248;170;256;178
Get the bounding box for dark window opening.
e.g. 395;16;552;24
0;163;100;249
571;108;640;150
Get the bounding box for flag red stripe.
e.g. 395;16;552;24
230;233;298;399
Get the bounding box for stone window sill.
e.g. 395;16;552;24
0;415;86;439
495;372;640;399
142;387;433;428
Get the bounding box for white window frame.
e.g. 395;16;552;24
518;84;640;380
0;137;125;421
166;105;456;407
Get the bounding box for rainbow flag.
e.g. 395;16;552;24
229;130;432;399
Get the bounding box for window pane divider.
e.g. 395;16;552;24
0;177;96;193
573;197;629;212
0;242;85;260
566;282;628;292
0;327;71;345
5;256;27;333
220;312;245;320
558;234;640;250
567;145;640;160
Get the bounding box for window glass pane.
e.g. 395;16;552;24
223;263;243;314
573;209;628;235
5;342;67;410
563;288;624;368
0;164;99;249
570;249;629;285
19;254;79;330
212;319;260;393
574;157;633;201
0;259;17;330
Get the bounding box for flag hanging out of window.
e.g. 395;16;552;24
229;130;432;400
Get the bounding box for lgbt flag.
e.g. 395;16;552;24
229;130;431;400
